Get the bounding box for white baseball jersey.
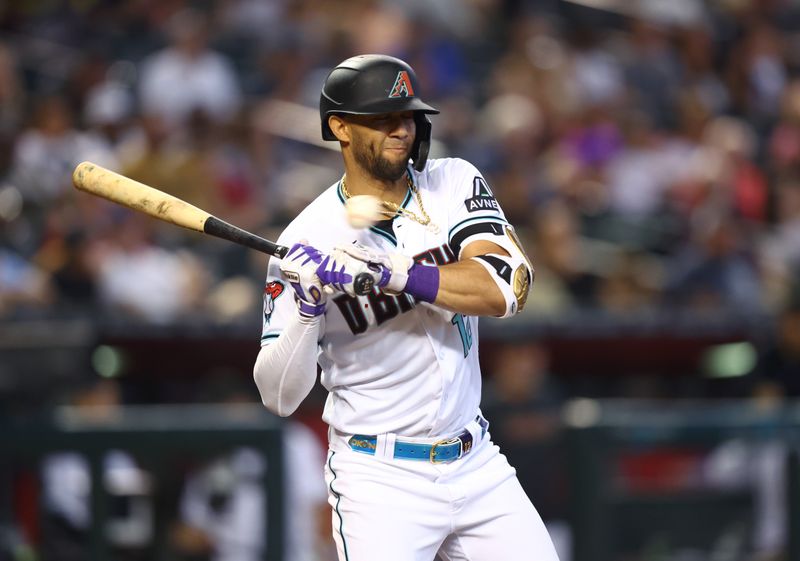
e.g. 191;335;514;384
261;157;518;439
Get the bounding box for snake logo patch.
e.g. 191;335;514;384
263;280;285;325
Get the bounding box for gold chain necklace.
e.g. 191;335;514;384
341;174;439;233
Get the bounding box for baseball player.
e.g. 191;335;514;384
253;54;559;561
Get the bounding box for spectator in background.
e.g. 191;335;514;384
767;80;800;182
0;42;23;130
664;209;762;313
138;9;242;128
83;77;139;164
93;212;208;324
701;116;768;223
622;18;682;130
603;110;686;252
11;95;116;206
121;111;220;217
675;24;730;118
724;20;787;129
595;249;661;315
526;200;600;313
475;93;545;226
43;229;98;315
758;177;800;312
0;240;53;317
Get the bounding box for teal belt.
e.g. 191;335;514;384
348;416;489;464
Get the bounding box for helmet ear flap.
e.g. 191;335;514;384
411;114;432;172
321;112;336;141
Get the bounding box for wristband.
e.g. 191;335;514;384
404;263;439;303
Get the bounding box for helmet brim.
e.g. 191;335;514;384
321;99;439;140
326;97;439;117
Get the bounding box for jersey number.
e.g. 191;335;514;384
451;313;473;357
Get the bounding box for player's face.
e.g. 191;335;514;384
348;111;416;181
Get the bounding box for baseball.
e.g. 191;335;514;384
345;195;385;229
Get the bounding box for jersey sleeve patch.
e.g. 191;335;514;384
263;280;285;327
465;176;500;213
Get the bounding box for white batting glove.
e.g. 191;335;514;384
279;243;327;317
317;248;385;297
335;243;414;294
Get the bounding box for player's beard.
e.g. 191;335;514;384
352;134;411;182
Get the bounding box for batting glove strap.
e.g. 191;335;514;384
382;253;414;293
334;244;414;294
294;292;326;318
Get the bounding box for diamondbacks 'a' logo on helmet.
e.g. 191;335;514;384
389;71;415;98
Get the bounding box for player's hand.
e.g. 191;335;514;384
335;243;414;294
316;248;385;298
279;242;327;317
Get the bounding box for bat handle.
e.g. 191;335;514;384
353;273;375;296
273;244;289;259
275;244;373;296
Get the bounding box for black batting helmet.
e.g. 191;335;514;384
320;54;439;171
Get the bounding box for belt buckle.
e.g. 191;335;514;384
429;437;462;464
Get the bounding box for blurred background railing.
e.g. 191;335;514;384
564;399;800;561
0;405;285;561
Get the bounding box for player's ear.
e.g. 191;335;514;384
328;115;351;143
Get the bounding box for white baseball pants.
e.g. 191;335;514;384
323;434;560;561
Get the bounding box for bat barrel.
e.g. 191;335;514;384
72;161;210;233
72;161;372;295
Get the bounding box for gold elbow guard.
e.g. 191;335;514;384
512;262;531;312
505;226;534;313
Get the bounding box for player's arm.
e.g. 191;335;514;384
253;312;321;417
434;240;511;316
337;234;532;318
253;244;327;417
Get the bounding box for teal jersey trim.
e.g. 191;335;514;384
336;179;346;204
260;332;280;344
367;224;397;246
328;452;350;561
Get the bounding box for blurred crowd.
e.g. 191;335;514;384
1;0;800;327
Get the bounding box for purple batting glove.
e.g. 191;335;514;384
280;243;328;317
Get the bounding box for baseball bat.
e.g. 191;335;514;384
71;161;376;296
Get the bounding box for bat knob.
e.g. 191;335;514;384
353;273;374;296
